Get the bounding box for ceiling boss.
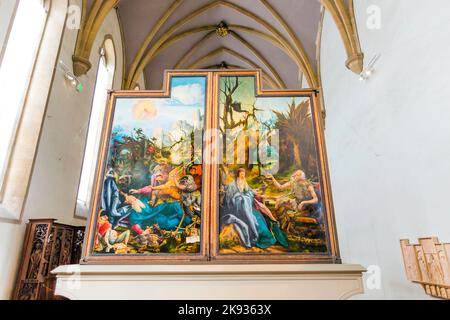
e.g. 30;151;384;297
216;21;230;38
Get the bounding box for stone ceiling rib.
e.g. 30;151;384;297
186;46;280;89
76;1;363;90
124;0;318;89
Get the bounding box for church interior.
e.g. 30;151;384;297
0;0;449;301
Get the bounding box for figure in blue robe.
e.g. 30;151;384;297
101;174;190;231
220;169;288;249
128;196;191;231
102;175;133;228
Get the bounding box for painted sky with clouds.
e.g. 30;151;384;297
112;76;206;137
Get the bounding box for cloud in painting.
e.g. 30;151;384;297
133;100;157;120
171;83;204;106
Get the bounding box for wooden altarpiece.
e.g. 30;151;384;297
82;70;340;264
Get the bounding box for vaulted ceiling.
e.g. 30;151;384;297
117;0;321;89
76;0;364;90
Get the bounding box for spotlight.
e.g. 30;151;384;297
58;60;83;92
359;54;380;81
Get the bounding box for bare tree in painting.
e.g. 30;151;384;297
219;77;266;172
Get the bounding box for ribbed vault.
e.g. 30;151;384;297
76;0;363;90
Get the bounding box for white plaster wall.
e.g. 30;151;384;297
26;2;124;223
321;0;450;299
0;0;124;299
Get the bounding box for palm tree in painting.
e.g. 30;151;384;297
274;99;315;176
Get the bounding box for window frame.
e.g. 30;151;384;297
0;0;19;70
0;0;66;223
0;0;49;201
75;37;116;219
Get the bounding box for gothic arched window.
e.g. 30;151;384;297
76;38;116;218
0;0;47;191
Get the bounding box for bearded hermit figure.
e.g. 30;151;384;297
220;168;288;249
267;170;323;225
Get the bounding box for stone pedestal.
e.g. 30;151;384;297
52;264;365;300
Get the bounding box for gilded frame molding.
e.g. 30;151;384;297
209;70;340;263
82;70;214;264
81;70;340;264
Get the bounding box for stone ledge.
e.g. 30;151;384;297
52;264;365;300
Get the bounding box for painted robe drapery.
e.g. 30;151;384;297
220;181;288;249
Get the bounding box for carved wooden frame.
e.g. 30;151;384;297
81;70;340;264
209;70;340;263
82;71;213;263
